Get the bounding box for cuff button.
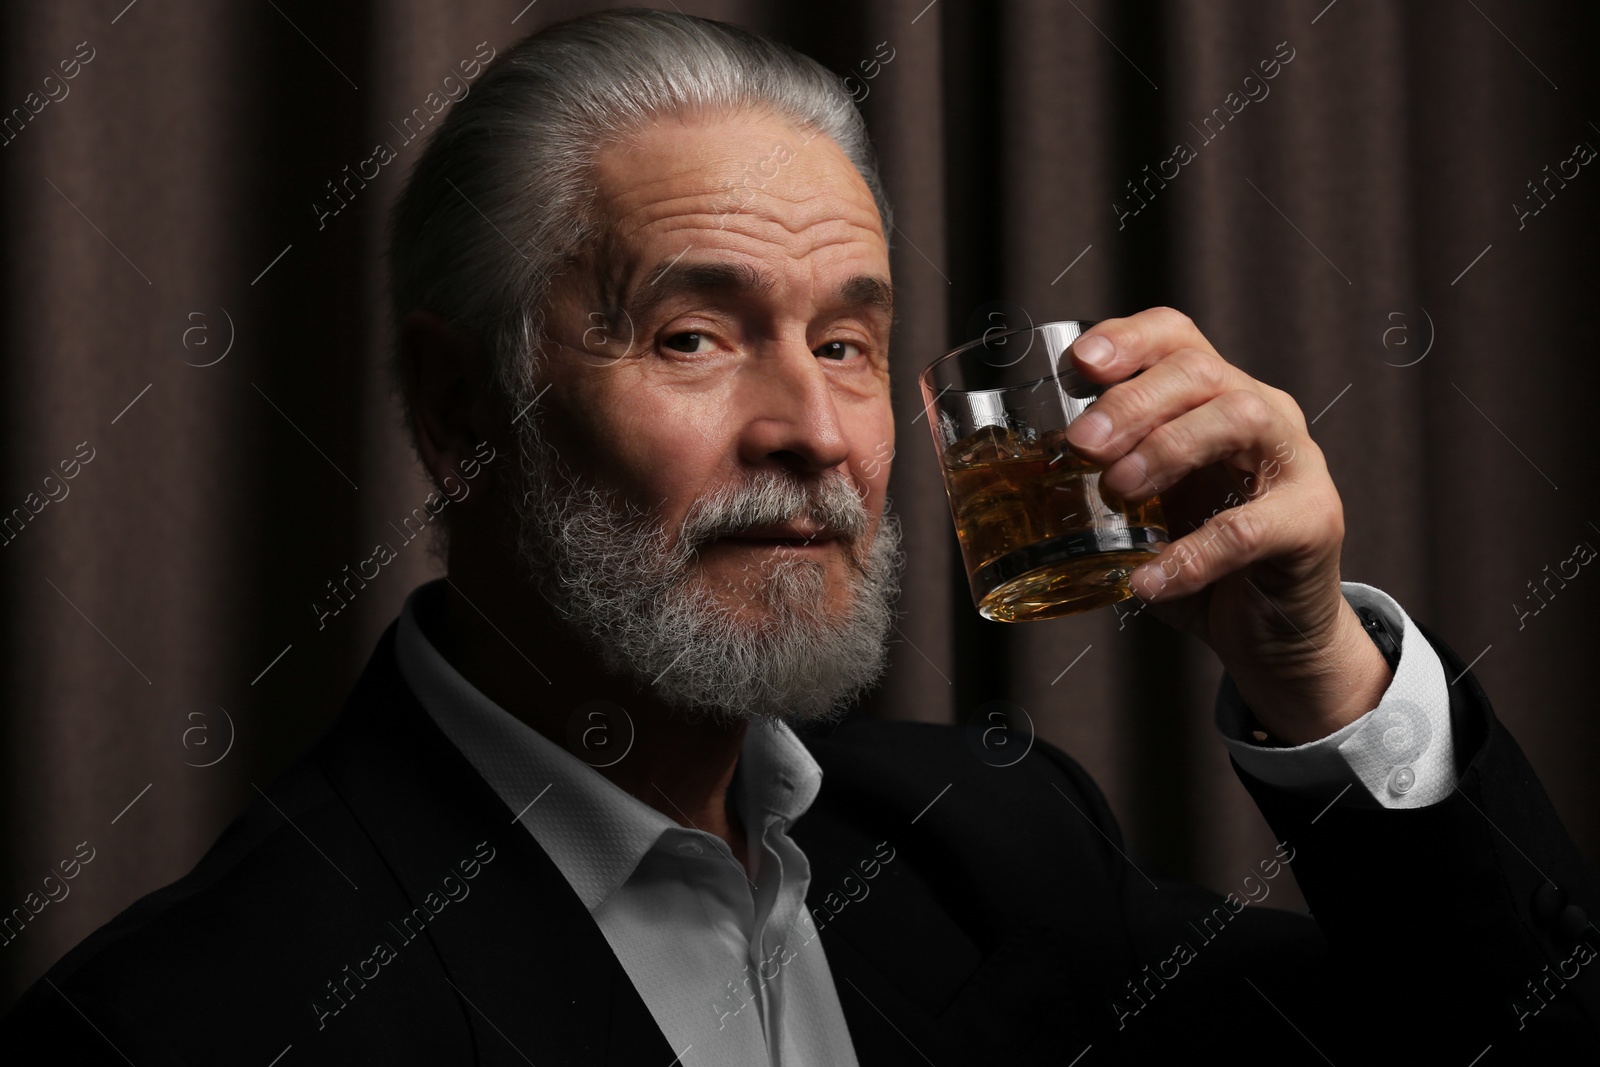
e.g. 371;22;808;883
1387;766;1415;796
1531;882;1568;922
1557;904;1589;941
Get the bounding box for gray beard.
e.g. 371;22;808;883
506;411;904;727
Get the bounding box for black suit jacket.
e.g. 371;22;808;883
3;621;1596;1064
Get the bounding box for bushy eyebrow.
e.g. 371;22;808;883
619;259;894;325
836;273;895;318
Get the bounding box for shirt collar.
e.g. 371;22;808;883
393;579;823;912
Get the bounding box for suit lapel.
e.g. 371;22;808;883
317;625;676;1066
795;721;1106;1060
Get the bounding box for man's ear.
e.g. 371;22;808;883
399;310;502;503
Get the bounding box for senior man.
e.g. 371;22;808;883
4;8;1597;1065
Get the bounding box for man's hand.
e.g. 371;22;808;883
1062;308;1391;745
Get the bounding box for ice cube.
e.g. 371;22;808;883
943;424;1023;468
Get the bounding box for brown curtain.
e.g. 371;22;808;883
4;0;1597;1009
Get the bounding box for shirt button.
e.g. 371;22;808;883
1388;766;1415;795
678;841;705;857
1531;882;1568;921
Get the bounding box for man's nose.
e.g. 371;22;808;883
734;342;851;475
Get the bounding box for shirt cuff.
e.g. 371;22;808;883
1216;582;1457;809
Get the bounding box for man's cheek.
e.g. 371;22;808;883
856;437;895;480
859;446;894;509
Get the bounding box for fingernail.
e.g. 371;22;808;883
1066;410;1112;448
1074;334;1114;369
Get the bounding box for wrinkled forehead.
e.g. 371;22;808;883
576;110;891;296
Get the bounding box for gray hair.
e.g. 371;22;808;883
387;7;893;432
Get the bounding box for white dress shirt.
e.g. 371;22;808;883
393;577;1457;1064
1220;582;1458;808
395;581;859;1067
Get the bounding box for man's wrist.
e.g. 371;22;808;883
1229;601;1395;745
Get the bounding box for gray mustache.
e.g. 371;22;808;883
678;470;870;552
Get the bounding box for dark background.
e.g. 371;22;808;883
3;0;1597;1011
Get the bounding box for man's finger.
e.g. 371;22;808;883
1068;306;1216;383
1101;389;1293;502
1065;346;1252;465
1126;487;1336;603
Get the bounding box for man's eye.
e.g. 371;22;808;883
815;340;861;361
663;332;710;354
